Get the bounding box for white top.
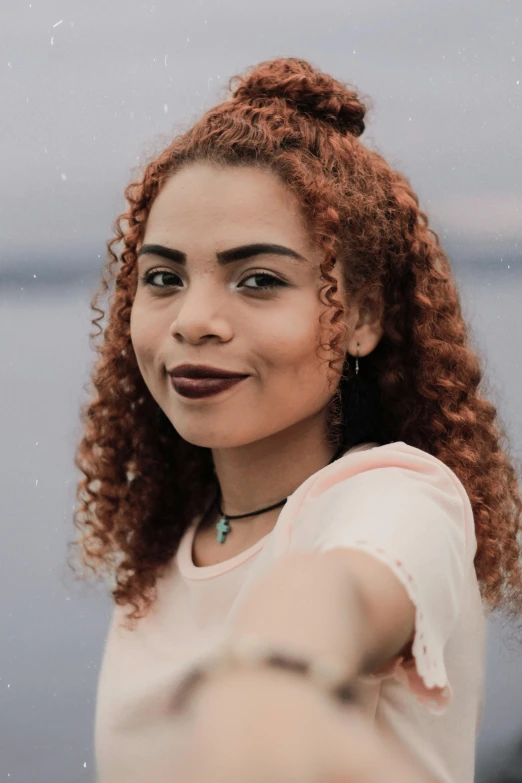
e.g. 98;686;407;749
94;441;486;783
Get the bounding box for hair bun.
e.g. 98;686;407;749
229;57;367;138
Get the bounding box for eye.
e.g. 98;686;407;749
239;271;287;291
140;269;287;292
141;269;181;289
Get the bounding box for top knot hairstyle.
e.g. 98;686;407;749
229;57;367;137
69;57;522;631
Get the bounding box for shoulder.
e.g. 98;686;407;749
342;440;461;478
334;441;472;526
309;441;468;504
286;441;464;511
286;441;476;562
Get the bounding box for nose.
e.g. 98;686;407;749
168;281;235;344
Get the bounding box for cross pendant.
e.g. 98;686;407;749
216;517;231;544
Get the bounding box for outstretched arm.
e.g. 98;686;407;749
170;549;429;783
227;547;415;679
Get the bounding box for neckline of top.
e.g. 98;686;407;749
176;441;379;581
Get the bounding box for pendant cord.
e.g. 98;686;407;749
216;441;347;520
212;442;348;543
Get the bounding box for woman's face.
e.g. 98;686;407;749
130;162;356;450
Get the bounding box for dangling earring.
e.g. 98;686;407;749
355;343;360;375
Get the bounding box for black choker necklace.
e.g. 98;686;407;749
214;443;348;544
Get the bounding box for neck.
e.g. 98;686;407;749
210;415;345;520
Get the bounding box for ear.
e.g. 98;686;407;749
343;290;384;358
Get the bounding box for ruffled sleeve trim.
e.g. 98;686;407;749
344;539;453;716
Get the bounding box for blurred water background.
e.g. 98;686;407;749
1;0;521;780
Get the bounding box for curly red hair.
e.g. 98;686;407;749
68;57;522;633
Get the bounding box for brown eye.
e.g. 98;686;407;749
141;270;181;288
239;272;287;291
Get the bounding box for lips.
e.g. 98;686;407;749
170;375;247;399
169;363;248;379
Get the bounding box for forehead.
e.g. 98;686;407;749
144;163;314;250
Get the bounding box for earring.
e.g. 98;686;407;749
355;343;359;375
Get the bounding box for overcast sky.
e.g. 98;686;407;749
1;0;521;284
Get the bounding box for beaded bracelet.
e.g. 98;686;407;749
171;632;359;712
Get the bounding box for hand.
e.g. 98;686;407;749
169;667;437;783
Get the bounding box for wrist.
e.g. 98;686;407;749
175;664;363;781
171;632;360;714
181;664;354;729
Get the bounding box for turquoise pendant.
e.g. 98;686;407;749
216;517;230;544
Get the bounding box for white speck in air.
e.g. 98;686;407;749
164;54;168;66
33;274;36;278
52;19;63;28
36;442;38;446
187;37;190;43
83;763;87;768
8;61;12;68
50;36;54;45
61;173;67;181
164;103;168;114
36;479;38;486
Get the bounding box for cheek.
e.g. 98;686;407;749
259;306;326;375
130;304;161;374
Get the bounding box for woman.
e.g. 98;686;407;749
69;57;522;782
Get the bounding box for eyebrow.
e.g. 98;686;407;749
136;242;307;266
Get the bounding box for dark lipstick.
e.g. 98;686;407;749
170;376;247;399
